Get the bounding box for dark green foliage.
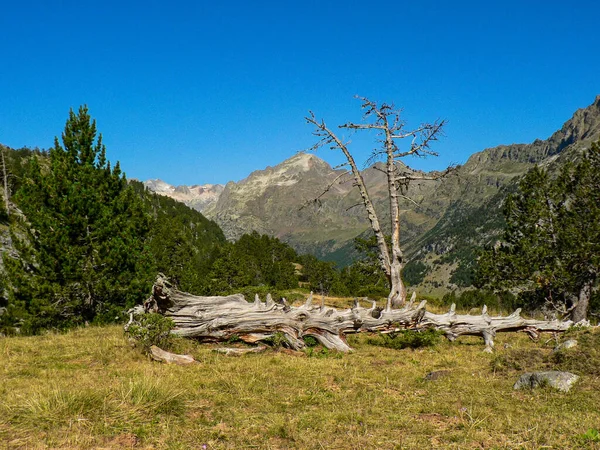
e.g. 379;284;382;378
335;235;389;298
299;253;347;296
207;231;300;295
441;289;521;313
131;180;226;294
0;145;48;208
302;335;319;347
2;107;152;333
449;259;477;287
403;261;428;286
340;263;389;298
124;313;175;352
367;329;443;350
477;142;600;319
263;331;289;348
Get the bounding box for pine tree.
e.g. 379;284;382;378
3;106;151;332
477;142;600;321
557;141;600;321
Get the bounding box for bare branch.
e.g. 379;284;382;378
341;123;386;131
299;170;351;211
398;194;421;208
345;203;363;212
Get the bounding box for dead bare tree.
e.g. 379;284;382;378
306;97;447;309
137;275;574;354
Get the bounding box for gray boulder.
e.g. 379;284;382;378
553;339;578;353
514;371;579;392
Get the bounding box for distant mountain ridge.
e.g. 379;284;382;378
143;179;224;212
144;96;600;293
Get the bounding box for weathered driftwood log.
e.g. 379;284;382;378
143;275;575;353
149;345;196;365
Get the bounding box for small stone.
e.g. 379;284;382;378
553;339;578;353
513;371;579;392
425;370;451;381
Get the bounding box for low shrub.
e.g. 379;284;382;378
124;313;174;352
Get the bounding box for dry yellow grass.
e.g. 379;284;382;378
1;324;599;449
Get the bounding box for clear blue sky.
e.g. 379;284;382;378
1;0;599;185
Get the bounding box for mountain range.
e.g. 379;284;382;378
144;96;600;294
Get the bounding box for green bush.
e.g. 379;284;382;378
303;335;319;347
264;331;289;348
576;428;600;445
125;313;175;352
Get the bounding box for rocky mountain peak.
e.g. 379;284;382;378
143;179;224;213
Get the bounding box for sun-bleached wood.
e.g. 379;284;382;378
140;275;575;353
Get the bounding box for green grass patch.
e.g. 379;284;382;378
1;325;599;448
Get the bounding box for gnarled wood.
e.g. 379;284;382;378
142;275;575;353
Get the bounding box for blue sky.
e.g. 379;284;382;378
1;1;599;185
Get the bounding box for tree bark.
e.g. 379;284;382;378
388;263;406;310
571;279;593;323
141;275;575;353
385;126;407;309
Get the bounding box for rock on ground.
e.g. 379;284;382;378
553;339;578;353
513;371;579;392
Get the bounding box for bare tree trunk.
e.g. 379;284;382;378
388;264;407;309
139;275;575;353
305;114;392;279
571;279;593;323
384;125;407;309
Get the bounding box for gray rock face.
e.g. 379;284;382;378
553;339;578;353
513;371;579;392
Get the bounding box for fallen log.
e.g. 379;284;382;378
141;275;576;353
149;345;196;365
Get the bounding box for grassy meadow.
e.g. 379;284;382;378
1;308;600;449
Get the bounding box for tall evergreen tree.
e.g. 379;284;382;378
557;142;600;321
477;141;600;321
3;106;151;332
